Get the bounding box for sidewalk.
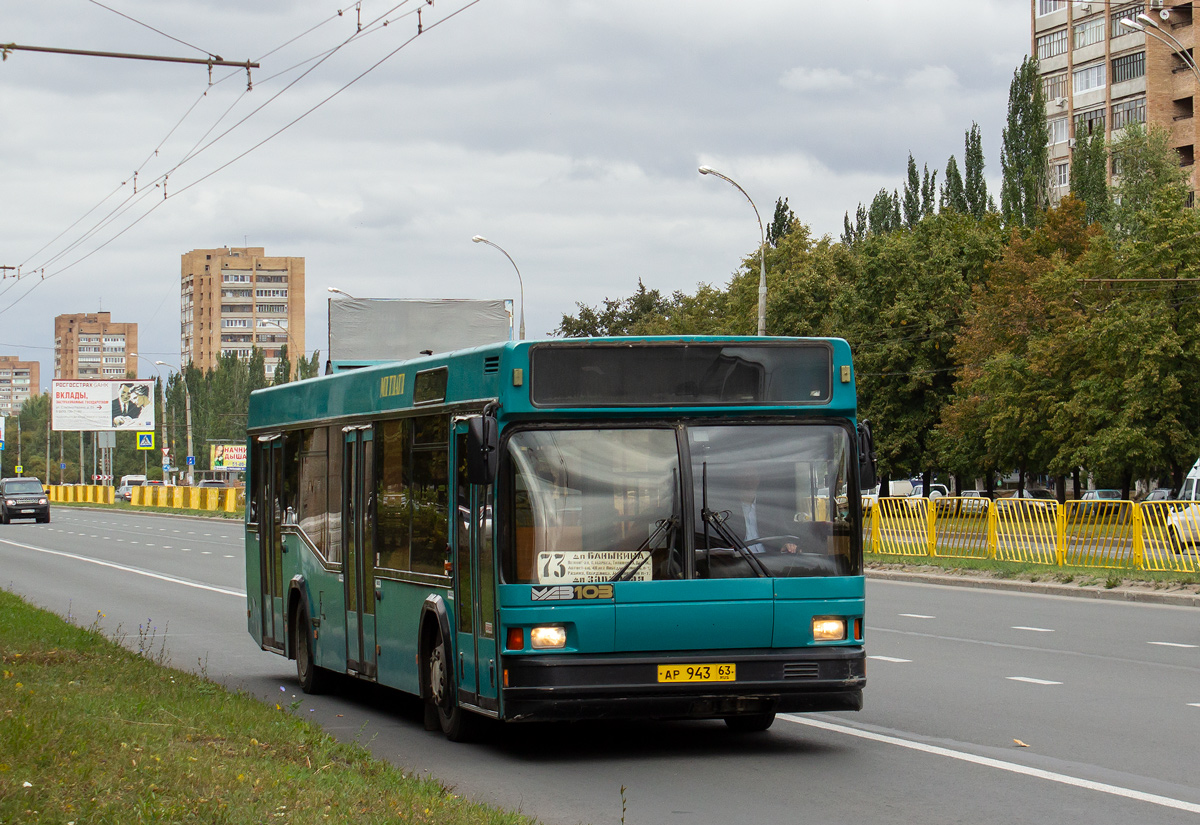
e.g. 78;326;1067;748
867;565;1200;608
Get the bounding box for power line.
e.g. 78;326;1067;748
83;0;222;58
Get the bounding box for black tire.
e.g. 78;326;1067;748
724;712;776;733
1169;526;1185;555
426;624;476;742
295;601;332;694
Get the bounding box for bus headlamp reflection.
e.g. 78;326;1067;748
530;625;567;649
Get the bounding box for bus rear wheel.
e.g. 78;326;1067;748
427;625;476;742
295;601;331;694
724;712;776;733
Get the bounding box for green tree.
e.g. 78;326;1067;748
964;122;989;219
903;154;921;229
1109;122;1190;240
1000;56;1050;228
921;164;937;218
1069;126;1109;226
940;155;968;213
767;197;796;247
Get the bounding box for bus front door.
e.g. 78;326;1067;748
454;429;498;711
343;426;377;679
257;437;285;652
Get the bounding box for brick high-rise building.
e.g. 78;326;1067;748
181;247;305;377
1033;1;1198;202
0;356;39;414
53;312;137;380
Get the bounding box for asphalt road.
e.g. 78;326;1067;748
4;508;1200;824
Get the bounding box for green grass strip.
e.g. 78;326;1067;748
0;591;535;825
867;552;1200;588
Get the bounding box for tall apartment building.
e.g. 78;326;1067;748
1033;1;1198;202
53;312;138;380
181;247;305;377
0;356;39;414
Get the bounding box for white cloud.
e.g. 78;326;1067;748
779;67;860;94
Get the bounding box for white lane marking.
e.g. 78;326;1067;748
0;537;244;597
1189;703;1200;708
899;613;935;619
1012;626;1054;632
784;716;1200;813
1149;642;1198;649
868;655;911;663
1007;676;1062;685
201;551;212;555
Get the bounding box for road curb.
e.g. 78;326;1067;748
867;568;1200;607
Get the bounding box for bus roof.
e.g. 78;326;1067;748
247;336;858;432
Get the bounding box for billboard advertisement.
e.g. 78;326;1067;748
211;443;247;471
52;380;156;432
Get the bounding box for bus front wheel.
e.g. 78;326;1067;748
724;712;775;733
427;626;476;742
295;601;331;694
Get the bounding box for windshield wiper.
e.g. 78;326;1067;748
700;506;770;578
610;515;679;582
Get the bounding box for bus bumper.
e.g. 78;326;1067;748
499;647;865;722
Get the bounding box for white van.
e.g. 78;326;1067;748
120;474;147;487
1166;458;1200;550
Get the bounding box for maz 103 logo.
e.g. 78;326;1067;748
531;584;614;601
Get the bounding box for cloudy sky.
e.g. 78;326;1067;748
0;0;1028;387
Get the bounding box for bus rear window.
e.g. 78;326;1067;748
530;343;832;407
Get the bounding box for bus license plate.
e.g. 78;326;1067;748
657;663;735;683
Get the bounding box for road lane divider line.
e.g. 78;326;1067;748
1012;626;1054;632
1007;676;1062;685
1149;642;1197;649
868;655;912;663
782;716;1200;814
0;537;245;598
899;613;935;619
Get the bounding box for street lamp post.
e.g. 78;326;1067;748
700;165;768;336
156;360;193;486
472;236;525;340
257;318;298;381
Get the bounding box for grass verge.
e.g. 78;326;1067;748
866;552;1200;590
0;590;535;824
51;500;244;520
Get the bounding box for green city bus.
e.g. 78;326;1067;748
245;336;875;739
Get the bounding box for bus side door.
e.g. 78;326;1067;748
255;436;286;653
343;426;377;679
454;428;499;711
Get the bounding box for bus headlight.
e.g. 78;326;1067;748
530;625;567;649
812;618;846;641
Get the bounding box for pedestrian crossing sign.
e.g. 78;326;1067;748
137;432;155;450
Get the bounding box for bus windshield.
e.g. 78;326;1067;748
503;423;857;584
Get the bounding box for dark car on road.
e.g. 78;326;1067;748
0;477;50;523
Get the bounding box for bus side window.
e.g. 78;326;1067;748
1184;479;1196;502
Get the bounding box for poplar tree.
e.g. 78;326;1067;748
921;164;937;218
964;123;989;219
941;155;968;213
1000;56;1050;227
903;154;921;228
1068;127;1109;226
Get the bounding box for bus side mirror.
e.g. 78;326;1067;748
857;419;877;492
467;414;498;484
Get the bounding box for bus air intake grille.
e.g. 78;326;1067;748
483;356;500;374
783;662;820;679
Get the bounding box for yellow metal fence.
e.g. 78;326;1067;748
865;497;1200;573
48;485;242;514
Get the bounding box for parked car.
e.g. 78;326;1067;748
0;477;50;524
1143;488;1174;503
1076;489;1123;519
959;490;991;514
